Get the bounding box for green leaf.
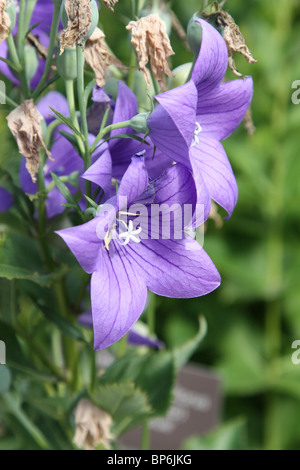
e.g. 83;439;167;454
91;382;152;437
2;392;51;449
0;231;67;286
37;302;88;343
101;349;176;417
58;130;81;155
173;316;207;370
50;172;83;219
49;107;84;140
0;366;11;393
0;56;20;72
183;418;247;450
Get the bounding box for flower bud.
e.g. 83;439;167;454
55;46;77;80
187;14;203;57
167;62;193;89
130;113;149;134
24;45;39;83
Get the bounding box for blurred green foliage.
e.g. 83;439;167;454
1;0;300;450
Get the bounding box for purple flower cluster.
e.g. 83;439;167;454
55;20;253;350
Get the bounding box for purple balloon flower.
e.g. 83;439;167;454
0;188;13;212
56;156;220;350
85;82;172;199
147;19;253;218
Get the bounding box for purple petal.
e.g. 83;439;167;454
111;81;138;137
91;243;148;349
20;158;38;194
0;41;20;85
117;155;148;208
148;81;197;167
0;188;13;212
126;237;221;298
56;218;101;274
191;19;228;95
37;91;69;124
196;77;253;140
83;147;113;197
190;136;238;218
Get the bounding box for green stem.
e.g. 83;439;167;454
150;68;161;96
31;1;61;99
65;79;85;156
17;0;30;98
90;120;132;154
141;420;150;450
6;34;22;71
24;0;38;33
76;44;91;197
147;292;156;336
0;89;19;108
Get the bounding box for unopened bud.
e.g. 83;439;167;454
187;14;203;57
24;45;39;83
55;46;77;80
168;62;193;89
130;113;149;134
5;0;17;32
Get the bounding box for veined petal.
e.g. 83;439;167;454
196;77;253;140
148;81;197;167
191;19;228;95
91;243;148;349
111;81;138;137
56;218;101;274
190;136;238;218
117;155;148;208
83;147;113;196
126;237;221;298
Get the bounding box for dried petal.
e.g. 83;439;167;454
104;0;118;11
126;13;175;91
0;0;11;44
60;0;92;54
243;106;256;136
84;27;126;88
7;100;51;183
73;399;113;450
203;8;257;77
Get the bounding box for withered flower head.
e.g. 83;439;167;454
126;13;175;91
104;0;118;11
73;399;113;450
84;27;126;88
60;0;92;54
0;0;11;45
203;7;257;77
7;100;51;183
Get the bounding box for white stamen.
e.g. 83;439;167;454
117;220;142;246
191;121;202;148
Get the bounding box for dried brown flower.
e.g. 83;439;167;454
73;399;113;450
85;27;126;88
203;7;257;77
126;13;175;91
103;0;118;11
0;0;11;45
60;0;92;54
7;100;51;183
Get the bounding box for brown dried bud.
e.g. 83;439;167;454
60;0;92;54
104;0;118;11
0;0;11;45
7;100;51;183
73;399;113;450
126;13;175;91
84;27;126;88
